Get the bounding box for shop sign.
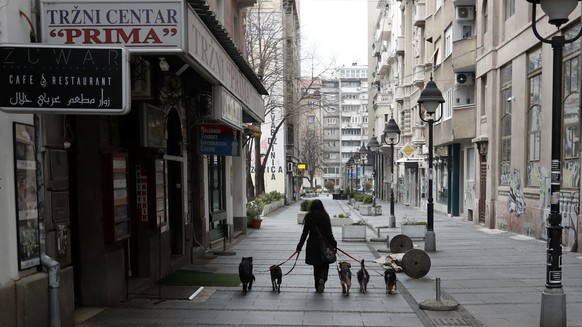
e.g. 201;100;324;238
198;123;241;156
187;9;264;122
0;44;130;114
212;86;242;130
40;0;185;54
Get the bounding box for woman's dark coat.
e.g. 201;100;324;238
296;209;337;266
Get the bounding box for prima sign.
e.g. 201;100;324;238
40;0;185;53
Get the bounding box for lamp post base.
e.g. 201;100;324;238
540;288;567;327
389;214;396;228
424;230;436;252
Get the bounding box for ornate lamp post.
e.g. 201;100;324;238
382;117;401;228
353;152;361;192
417;77;445;253
367;136;381;215
359;144;368;192
347;156;354;192
526;1;582;325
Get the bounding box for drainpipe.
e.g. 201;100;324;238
34;111;61;327
41;254;61;327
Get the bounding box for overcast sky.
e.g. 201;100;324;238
299;0;369;69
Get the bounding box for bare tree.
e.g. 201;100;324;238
244;1;333;197
300;126;323;188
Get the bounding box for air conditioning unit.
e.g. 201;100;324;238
456;6;475;21
455;73;474;86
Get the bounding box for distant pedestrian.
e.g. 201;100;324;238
296;199;337;293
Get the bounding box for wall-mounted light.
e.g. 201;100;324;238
159;57;170;72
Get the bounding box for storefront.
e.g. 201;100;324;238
0;0;267;316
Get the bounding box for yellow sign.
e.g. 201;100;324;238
297;163;306;170
401;144;415;158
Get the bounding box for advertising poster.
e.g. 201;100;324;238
13;122;40;269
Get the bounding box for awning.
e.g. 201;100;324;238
243;123;262;137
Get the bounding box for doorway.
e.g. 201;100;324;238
166;109;184;255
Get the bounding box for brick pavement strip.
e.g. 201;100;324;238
79;196;582;327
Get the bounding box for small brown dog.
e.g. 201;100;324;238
384;267;397;294
337;261;352;295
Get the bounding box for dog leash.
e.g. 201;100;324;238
282;252;299;276
336;247;361;262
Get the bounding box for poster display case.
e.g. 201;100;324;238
103;152;130;242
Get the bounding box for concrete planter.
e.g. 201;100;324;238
297;211;308;224
342;224;367;241
330;217;353;226
359;205;374;216
401;224;426;239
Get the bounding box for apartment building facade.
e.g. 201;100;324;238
320;64;369;192
369;0;581;251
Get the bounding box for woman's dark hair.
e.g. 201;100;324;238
309;199;325;212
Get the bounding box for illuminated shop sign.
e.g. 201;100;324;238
0;44;130;114
40;0;185;53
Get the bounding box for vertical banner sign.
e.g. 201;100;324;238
0;44;130;114
13;123;40;270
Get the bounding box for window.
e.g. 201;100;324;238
444;25;452;58
504;0;515;21
527;48;542;187
483;0;488;35
442;88;453;121
499;64;512;185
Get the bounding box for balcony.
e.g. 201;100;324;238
412;64;426;87
452;37;477;71
380;16;392;40
395;36;405;54
378;51;390;75
395;85;405;103
413;1;426;26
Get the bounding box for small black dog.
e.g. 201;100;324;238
356;259;370;293
270;265;282;293
384;267;397;294
238;257;255;295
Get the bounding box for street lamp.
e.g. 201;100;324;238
526;1;582;325
359;144;368;192
347;157;354;192
417;76;445;253
353;152;361;192
383;117;401;228
367;136;381;215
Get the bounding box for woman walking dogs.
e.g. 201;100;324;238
296;200;337;293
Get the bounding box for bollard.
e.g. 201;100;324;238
436;277;441;301
418;277;460;311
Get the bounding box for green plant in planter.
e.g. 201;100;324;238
246;201;264;220
338;213;346;218
362;194;373;204
300;199;313;212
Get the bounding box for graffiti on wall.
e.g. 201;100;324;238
539;169;578;249
508;169;526;216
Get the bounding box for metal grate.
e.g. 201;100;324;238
432;318;474;326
